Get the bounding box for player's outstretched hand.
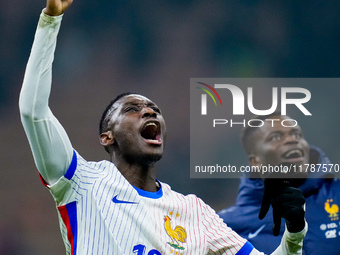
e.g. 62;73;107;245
259;164;305;236
45;0;73;16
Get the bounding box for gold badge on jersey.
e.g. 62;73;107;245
325;199;339;221
164;211;187;254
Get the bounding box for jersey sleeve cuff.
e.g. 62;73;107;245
285;220;308;242
38;8;63;28
236;241;254;255
46;151;78;205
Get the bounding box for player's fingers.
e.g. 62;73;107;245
259;197;271;220
259;179;272;220
45;0;73;16
272;207;282;236
62;0;73;12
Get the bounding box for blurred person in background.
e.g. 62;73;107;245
218;112;340;254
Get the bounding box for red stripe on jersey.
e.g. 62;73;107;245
58;205;75;255
38;173;49;187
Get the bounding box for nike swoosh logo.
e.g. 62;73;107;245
248;224;266;239
112;195;138;204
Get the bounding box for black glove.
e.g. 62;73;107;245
259;164;306;236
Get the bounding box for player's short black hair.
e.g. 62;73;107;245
99;92;141;135
241;110;283;155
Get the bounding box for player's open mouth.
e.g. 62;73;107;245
282;149;304;160
140;121;162;145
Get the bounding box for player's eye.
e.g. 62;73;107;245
270;134;281;142
151;107;161;114
292;132;302;139
124;106;139;113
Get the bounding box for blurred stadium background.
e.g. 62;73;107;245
1;0;340;254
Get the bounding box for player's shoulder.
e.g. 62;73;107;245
74;150;118;176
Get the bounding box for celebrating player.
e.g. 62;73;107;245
19;0;307;254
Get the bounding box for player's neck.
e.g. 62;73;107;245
114;160;159;192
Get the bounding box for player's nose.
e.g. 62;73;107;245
284;134;298;144
141;107;157;118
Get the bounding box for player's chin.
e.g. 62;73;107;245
148;147;164;160
140;152;163;165
125;149;163;166
138;146;164;162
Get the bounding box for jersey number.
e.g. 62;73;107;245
133;244;161;255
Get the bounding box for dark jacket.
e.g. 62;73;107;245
218;146;340;255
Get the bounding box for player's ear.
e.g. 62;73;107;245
100;131;115;146
249;154;260;166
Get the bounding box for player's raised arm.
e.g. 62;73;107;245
19;0;74;185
